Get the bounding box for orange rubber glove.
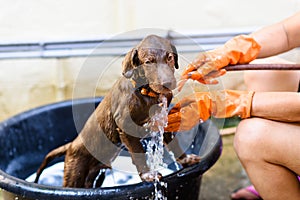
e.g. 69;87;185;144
165;90;255;132
178;35;261;90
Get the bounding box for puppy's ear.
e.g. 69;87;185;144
171;44;179;69
122;48;139;78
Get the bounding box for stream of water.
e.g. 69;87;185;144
143;95;169;200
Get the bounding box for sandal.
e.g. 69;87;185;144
231;176;299;199
231;185;262;200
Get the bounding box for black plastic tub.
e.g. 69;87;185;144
0;97;222;200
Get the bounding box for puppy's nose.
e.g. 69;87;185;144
162;81;175;90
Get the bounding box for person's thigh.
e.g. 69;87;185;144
235;118;300;175
244;70;300;92
235;118;300;199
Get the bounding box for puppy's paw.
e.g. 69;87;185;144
177;154;200;167
140;171;162;182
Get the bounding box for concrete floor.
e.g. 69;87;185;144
199;134;251;200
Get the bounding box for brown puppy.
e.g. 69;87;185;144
34;35;200;188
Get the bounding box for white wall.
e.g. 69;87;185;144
1;0;299;41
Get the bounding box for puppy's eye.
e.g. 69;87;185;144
167;54;174;61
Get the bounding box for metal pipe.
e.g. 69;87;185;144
225;64;300;71
0;30;252;60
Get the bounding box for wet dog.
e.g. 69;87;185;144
34;35;200;188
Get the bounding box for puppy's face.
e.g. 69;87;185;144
122;35;179;94
137;48;177;93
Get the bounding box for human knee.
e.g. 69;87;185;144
234;118;269;160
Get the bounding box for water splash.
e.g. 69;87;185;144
143;95;168;200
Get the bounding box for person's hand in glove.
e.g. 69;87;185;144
165;90;255;132
178;35;261;90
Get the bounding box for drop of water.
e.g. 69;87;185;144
38;144;43;150
49;136;54;142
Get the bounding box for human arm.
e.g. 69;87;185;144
165;90;254;132
179;12;300;89
251;92;300;122
165;91;300;132
251;12;300;58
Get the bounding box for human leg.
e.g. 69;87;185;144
234;118;300;199
244;70;300;92
231;63;300;199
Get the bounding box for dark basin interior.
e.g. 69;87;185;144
0;97;222;200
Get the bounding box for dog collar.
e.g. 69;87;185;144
140;87;158;98
130;78;158;98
